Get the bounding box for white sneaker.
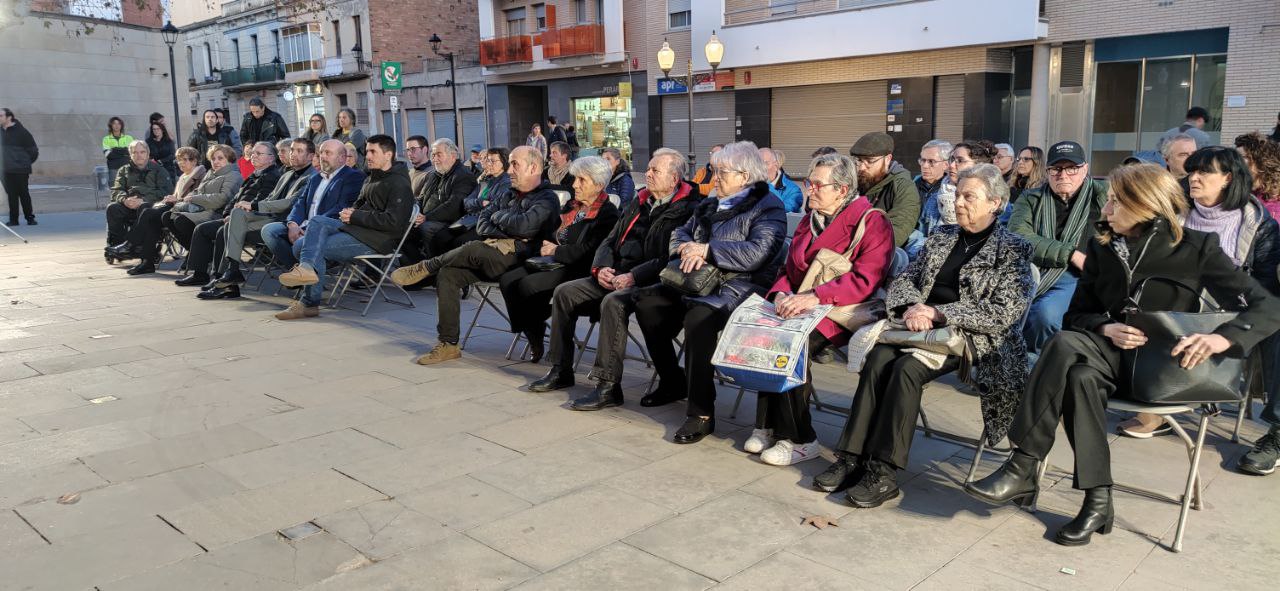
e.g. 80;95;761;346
743;429;775;454
761;440;821;466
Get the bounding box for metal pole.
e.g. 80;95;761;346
449;53;461;143
168;45;181;137
687;58;695;175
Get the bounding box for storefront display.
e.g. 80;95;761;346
572;96;632;162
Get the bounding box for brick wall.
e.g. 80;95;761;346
122;0;162;27
368;0;480;74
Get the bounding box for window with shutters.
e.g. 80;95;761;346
506;8;527;36
668;0;690;30
770;0;797;16
356;92;369;126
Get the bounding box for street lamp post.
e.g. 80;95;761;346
657;32;726;176
161;22;181;136
429;33;462;144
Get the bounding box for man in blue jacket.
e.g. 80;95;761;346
761;147;803;213
259;139;364;272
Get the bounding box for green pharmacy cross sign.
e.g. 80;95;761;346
381;61;403;91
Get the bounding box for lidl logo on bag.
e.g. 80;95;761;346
774;355;789;369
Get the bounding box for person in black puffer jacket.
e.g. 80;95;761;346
410;138;477;260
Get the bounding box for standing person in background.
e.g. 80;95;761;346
147;121;177;181
601;147;636;205
302;113;330;147
565;124;580;159
1008;146;1046;206
546;115;567;147
1;108;39;226
214;109;243;153
239;97;290;146
103;116;134;181
187;109;234;169
527;122;548;158
330;108;367;169
1157;106;1212;150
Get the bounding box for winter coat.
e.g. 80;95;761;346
887;224;1036;444
768;172;805;213
607;169;636;206
914;174;941;202
548;195;620;276
592;180;701;287
176;162;243;222
1066;219;1280;356
692;165;715;198
526;134;547;157
250;165;317;222
287;166;366;227
0;119;39;174
102;133;135;171
477;180;561;258
1008;178;1107;270
768;196;896;345
343;162;415;254
239;108;291;146
146;136;177;180
110;160;173;204
171;165;207;202
862;162;921;248
419;161;479;225
186;125;235;168
670;181;788;311
331;128;367;168
1185;196;1280;297
457;173;512;229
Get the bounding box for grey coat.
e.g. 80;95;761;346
175;163;243;224
886;224;1035;444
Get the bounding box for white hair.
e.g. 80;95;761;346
995;143;1015;156
956;163;1010;209
431;137;460;157
129;140;150;152
651;148;689;180
1161;133;1198;159
569;155;612;188
921;139;953;160
711;141;769;185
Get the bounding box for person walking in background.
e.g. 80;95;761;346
527;122;548;158
103;116;134;181
1157;106;1212;151
565;124;580;159
546;115;567;147
146;120;177;181
1;108;39;226
302;113;330;147
330;108;366;169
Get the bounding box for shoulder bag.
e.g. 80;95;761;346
660;257;730;297
795;208;888;330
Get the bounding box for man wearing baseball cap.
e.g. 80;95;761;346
850;132;920;247
1008;140;1107;368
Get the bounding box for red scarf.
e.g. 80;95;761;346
559;191;608;231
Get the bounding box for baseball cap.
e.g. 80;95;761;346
1046;141;1086;166
850;132;894;158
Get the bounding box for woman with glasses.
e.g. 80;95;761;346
907;140;996;259
968;163;1280;546
815;164;1034;507
1008;146;1046;206
302;113;329;147
632;141;788;444
745;153;895;466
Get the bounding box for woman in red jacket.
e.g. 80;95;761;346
747;153;896;466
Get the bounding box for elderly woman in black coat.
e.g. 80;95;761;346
499;156;619;362
625;141;788;443
967;163;1280;547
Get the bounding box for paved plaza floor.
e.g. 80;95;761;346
1;212;1276;590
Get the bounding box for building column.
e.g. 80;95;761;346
1027;42;1051;149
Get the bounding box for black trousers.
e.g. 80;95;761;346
431;226;480;258
166;213;196;249
836;344;961;470
3;172;34;221
756;331;831;444
105;202;143;246
187;219;226;277
429;241;519;345
1009;330;1122;490
545;277;648;384
124;204;174;260
498;265;575;337
634;287;729;418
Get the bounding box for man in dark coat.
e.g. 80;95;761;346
187;109;236;169
1;108;39;225
239;97;291;146
411;138;477;259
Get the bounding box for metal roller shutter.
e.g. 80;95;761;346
770;81;883;162
461;109;486;151
934;75;965;144
661;92;735;159
406;109;429;139
433;110;457;142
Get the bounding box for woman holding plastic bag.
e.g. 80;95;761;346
814;164;1035;509
744;153;895;466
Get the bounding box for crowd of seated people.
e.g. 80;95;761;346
94;113;1280;548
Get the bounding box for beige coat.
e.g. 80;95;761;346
174;163;243;224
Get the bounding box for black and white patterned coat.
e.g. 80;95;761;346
886;224;1036;444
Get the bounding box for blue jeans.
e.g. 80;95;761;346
1023;269;1079;369
1260;332;1280;427
295;215;374;306
260;222;302;269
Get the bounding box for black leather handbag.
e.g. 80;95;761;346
1122;277;1247;404
659;259;729;297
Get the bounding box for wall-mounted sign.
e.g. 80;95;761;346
693;70;734;92
380;61;402;91
656;77;688;95
1226;95;1246;108
886;99;904;115
890;83;902;95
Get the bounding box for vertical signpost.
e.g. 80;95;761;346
381;61;403;149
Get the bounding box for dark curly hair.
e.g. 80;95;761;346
1234;132;1280;200
953;139;998;163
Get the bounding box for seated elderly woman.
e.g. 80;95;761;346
967;163;1280;547
747;153;895;466
630;141;788;443
499;156;620;361
161;144;243;252
107;146;207;275
815;163;1035;508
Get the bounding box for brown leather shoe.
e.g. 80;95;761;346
390;261;431;286
415;342;461;365
274;301;320;320
278;264;320;287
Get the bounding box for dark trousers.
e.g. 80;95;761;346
635;287;729;418
1009;330;1122;490
404;220;448;262
431;226;480;258
187;219;226;277
429;241;519;345
756;331;831;444
124;204;174;260
836;344;960;470
3;172;34;221
498;265;574;337
166;213;196;249
545;278;647;383
105;202;143;246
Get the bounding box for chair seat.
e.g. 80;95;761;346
1108;399;1197;415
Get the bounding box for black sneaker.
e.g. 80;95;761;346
846;460;900;508
1238;424;1280;476
813;455;860;492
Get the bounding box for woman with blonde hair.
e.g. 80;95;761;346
967;163;1280;546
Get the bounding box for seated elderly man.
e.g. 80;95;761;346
104;140;174;258
274;134;415;320
198;138;319;299
410;138;478;261
760;147;804;213
388;145;560;365
258;139;365;274
528;148;700;401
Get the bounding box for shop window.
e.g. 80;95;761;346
573;95;633;163
668;0;691;30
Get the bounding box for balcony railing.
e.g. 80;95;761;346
541;23;606;59
480;34;533;66
220;63;285;87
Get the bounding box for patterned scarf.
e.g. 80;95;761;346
556;192;608;243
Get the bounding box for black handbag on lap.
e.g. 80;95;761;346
659;259;729;297
1122;277;1247;404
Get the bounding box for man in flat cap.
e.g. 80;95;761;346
850;132;920;247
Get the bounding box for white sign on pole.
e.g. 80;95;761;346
389;95;399;112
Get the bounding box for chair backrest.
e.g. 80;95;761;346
389;203;421;257
786;212;805;235
608;193;621;208
554;190;571;207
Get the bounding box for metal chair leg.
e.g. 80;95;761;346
1172;412;1210;553
506;332;524;360
572;322;598;371
965;429;989;486
729;387;746;419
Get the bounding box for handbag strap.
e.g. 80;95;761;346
1128;276;1224;313
839;208;888;259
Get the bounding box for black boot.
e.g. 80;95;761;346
569;380;623;411
529;366;574;392
174;272;210;287
965;449;1041;507
214;260;246;288
126;259;156;275
25;216;37;226
1055;486;1114;546
524;328;545;363
641;371;688;407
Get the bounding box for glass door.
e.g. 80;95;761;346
1091;61;1141;174
1138;58;1192;152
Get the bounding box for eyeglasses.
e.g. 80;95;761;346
1017;157;1036;163
854;155;887;168
948;157;973;165
406;146;425;152
917;158;945;167
803;179;846;192
1047;165;1085;177
251;151;272;158
714;168;744;177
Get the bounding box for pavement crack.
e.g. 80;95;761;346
155;513;208;552
331;467;392;499
13;509;51;545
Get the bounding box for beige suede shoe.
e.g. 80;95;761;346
274;301;320;321
415;342;461;365
278;264;320;287
390;261;431;286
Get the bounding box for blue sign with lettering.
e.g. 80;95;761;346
657;78;689;95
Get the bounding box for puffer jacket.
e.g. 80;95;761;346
593;180;700;286
887;224;1035;444
456;173;512;229
0;119;39;174
186;124;234;168
670;181;788;311
1187;196;1280;297
343;161;416;254
109;160;173;204
419;161;479;225
176;162;243;223
477;180;561;258
606;168;636;206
